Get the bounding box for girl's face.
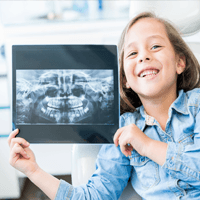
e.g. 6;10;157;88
123;18;185;101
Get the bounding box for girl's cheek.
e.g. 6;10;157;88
124;61;136;76
124;59;133;70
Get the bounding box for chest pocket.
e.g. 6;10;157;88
130;151;160;190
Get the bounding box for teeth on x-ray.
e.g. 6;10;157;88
16;70;114;125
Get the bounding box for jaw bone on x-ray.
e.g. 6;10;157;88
16;69;114;125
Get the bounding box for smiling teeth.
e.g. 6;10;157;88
140;70;158;78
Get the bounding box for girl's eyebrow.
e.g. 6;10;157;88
124;42;136;51
124;35;165;50
147;35;165;41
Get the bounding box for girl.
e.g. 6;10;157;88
8;12;200;199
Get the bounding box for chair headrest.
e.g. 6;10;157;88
129;1;200;36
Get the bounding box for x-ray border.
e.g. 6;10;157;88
12;45;119;144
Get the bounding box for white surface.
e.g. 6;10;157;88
0;58;7;75
0;138;20;198
0;109;11;135
17;144;72;177
71;144;102;186
187;42;200;63
129;1;200;36
0;77;9;107
0;1;49;25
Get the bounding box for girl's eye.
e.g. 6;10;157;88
128;52;137;57
151;45;161;50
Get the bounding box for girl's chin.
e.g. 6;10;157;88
137;89;165;100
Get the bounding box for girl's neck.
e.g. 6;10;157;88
140;90;177;131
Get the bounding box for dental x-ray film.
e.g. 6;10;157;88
12;45;119;143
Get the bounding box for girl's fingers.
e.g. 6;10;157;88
118;135;133;156
10;137;30;150
120;144;133;157
8;129;19;146
113;127;126;146
10;143;30;164
120;145;129;157
125;145;133;156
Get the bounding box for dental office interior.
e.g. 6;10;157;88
0;1;200;200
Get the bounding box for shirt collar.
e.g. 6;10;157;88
170;89;189;115
138;106;156;126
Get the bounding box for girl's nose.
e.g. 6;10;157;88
139;57;150;63
138;50;151;63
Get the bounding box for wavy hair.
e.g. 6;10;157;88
119;12;200;114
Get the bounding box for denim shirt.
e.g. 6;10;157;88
55;88;200;200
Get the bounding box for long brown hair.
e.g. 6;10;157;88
119;12;200;115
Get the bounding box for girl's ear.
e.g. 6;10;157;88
126;82;130;89
176;55;186;75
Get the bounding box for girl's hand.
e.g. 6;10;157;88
113;124;152;157
8;129;40;177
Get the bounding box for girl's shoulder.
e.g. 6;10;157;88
185;88;200;107
186;88;200;95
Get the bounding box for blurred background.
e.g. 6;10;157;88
0;1;200;200
0;1;130;199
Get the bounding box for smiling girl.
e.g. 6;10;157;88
8;12;200;199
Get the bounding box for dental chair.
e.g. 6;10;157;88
71;1;200;199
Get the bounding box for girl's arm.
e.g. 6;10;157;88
28;168;60;200
143;137;168;165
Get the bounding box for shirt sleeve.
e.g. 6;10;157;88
54;145;132;200
162;106;200;189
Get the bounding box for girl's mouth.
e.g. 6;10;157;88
139;69;159;78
